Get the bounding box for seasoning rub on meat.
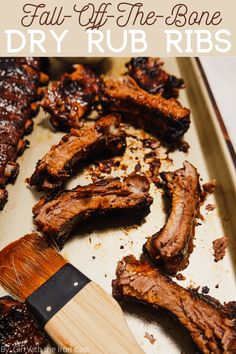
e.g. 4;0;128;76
0;296;48;353
126;57;185;98
41;64;101;131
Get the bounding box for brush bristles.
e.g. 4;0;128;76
0;233;66;300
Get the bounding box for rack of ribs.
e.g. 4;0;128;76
27;114;126;191
33;174;153;249
101;75;190;143
41;64;101;131
144;161;202;274
0;57;49;210
0;296;48;353
112;256;236;354
126;57;185;98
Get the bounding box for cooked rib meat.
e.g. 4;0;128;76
33;174;153;249
41;64;101;130
28;114;126;191
144;161;202;274
126;57;185;98
112;256;236;354
0;296;48;353
101;75;190;142
0;57;49;210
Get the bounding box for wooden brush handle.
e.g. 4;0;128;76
45;282;144;354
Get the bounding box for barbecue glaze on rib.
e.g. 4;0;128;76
0;57;49;210
112;256;236;354
145;161;202;274
126;57;185;98
41;64;101;130
0;296;48;353
28;114;126;191
101;75;190;142
33;174;153;249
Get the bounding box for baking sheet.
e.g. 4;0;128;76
0;57;236;353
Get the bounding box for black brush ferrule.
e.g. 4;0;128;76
26;263;90;326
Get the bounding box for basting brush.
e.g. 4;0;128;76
0;233;144;354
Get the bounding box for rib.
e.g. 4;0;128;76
33;174;153;249
41;64;101;130
144;161;202;274
101;75;190;142
126;57;185;98
27;114;126;191
0;296;48;353
0;57;49;210
112;256;236;354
